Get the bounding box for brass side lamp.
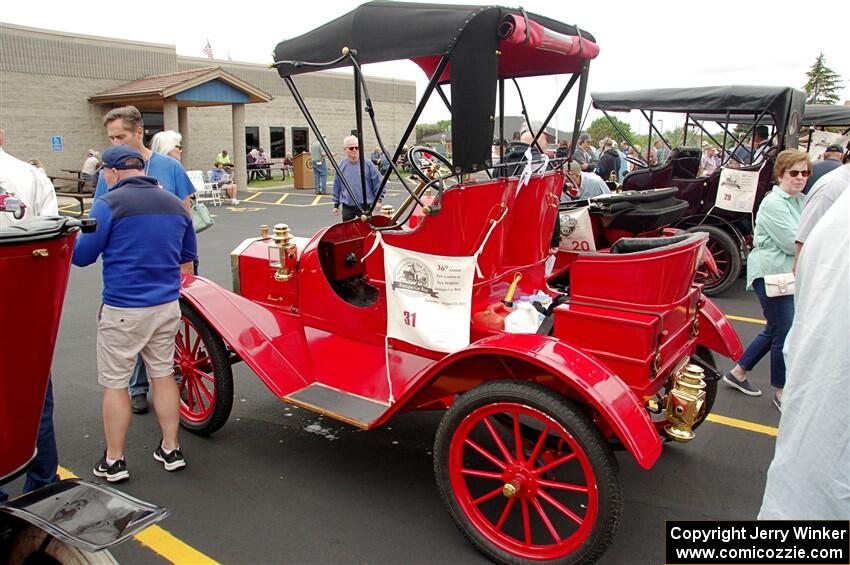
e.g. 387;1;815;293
268;223;298;282
663;363;707;442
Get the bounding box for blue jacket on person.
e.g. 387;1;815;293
72;175;197;308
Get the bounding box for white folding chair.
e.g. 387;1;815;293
205;170;227;205
187;170;221;206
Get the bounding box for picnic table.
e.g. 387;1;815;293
248;161;292;181
267;162;292;180
49;174;93;217
49;174;92;194
61;169;84;179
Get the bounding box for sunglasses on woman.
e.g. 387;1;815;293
786;169;810;178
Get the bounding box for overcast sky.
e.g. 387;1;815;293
4;0;848;136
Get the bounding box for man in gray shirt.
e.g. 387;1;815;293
804;144;844;194
573;133;596;172
310;135;328;195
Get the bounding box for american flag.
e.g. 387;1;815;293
203;39;213;59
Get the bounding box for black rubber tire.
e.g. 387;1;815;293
657;346;718;443
8;525;118;564
691;346;718;431
177;299;234;436
434;380;623;565
686;224;741;297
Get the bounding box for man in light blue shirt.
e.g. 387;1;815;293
332;135;383;221
566;161;610;200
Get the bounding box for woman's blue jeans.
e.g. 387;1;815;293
737;277;795;389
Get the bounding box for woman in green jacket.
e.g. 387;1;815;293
723;149;810;411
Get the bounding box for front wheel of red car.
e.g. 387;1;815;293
434;381;622;565
175;300;234;436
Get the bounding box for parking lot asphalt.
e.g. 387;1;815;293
30;181;780;564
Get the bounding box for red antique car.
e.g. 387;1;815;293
0;213;168;562
174;3;742;563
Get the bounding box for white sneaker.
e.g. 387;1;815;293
231;198;239;205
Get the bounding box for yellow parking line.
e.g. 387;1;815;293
726;314;767;325
241;192;262;202
311;195;322;206
275;193;289;204
58;465;219;564
705;414;777;437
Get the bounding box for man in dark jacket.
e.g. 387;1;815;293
595;138;621;182
73;145;197;482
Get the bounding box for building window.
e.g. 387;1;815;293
292;127;309;156
142;112;163;148
245;126;260;154
270;127;286;158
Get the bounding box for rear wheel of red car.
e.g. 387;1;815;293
434;381;622;565
691;346;718;431
175;300;233;436
686;225;741;296
653;346;718;438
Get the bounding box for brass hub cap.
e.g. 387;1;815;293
502;479;520;498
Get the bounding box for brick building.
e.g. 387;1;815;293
0;22;416;186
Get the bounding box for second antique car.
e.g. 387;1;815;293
589;85;808;296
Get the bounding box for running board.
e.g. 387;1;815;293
284;383;390;429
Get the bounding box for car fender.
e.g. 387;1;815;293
180;275;312;397
0;479;168;552
697;297;744;360
402;333;663;470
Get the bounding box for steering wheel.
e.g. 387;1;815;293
406;145;454;184
624;155;648;170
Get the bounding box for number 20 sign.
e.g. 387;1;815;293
557;207;596;253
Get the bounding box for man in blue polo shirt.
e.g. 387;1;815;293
332;135;383;221
94;106;195;415
73;145;196;482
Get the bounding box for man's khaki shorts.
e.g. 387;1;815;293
96;300;180;389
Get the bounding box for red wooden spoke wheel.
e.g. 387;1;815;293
435;381;622;565
174;300;234;436
687;225;741;296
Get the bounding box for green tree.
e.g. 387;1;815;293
587;116;635;146
415;119;452;143
803;53;842;104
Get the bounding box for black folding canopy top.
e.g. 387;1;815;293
592;85;806;147
272;0;598;173
689;104;850;127
272;1;597;79
800;104;850;127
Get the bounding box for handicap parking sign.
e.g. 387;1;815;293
51;135;63;152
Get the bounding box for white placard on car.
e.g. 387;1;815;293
807;130;850;161
557;207;596;253
383;242;476;353
715;167;760;212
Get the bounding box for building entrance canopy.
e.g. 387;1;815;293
89;66;272;188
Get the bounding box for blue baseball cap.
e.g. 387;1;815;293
102;145;145;170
